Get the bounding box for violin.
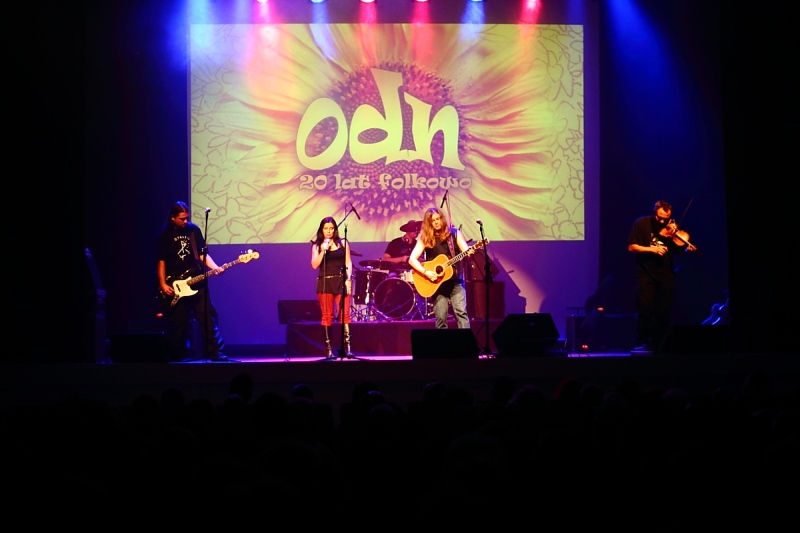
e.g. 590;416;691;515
659;219;699;252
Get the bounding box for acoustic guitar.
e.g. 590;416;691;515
412;239;488;298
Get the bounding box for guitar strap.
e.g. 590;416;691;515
189;232;204;272
447;227;458;278
446;228;456;256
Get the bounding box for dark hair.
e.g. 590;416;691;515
168;201;190;221
653;200;672;214
315;216;341;249
161;201;190;231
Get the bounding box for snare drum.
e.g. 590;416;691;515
400;270;415;284
374;278;416;319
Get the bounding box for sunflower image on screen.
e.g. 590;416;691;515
191;23;584;244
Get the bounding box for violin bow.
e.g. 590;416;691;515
675;197;703;255
676;196;694;226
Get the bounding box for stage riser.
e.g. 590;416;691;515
286;319;503;356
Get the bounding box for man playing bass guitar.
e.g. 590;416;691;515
408;207;476;329
156;201;230;362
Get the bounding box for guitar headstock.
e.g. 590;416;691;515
239;249;260;262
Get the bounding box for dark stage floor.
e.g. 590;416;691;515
2;346;797;426
4;314;795;417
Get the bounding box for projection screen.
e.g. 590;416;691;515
190;23;585;244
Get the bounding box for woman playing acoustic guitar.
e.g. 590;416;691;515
408;207;477;329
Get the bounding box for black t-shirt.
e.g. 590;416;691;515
628;215;684;280
156;222;204;278
384;236;416;259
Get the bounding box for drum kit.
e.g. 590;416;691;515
351;258;432;321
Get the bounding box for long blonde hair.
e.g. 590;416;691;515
419;207;451;248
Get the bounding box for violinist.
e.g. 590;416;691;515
627;200;698;354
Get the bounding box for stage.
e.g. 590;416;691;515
285;318;504;357
2;342;796;427
5;305;795;422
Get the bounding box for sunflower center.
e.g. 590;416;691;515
306;62;466;219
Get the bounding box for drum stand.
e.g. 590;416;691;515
407;293;431;320
352;296;392;322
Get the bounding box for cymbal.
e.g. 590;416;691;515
359;259;384;268
359;259;410;270
350;249;363;257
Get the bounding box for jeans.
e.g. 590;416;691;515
432;280;470;329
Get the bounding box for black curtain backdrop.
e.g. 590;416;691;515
9;0;795;362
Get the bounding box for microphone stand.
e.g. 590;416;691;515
337;224;348;359
337;207;355;229
202;209;211;361
440;190;453;228
338;207;357;321
478;222;495;357
336;224;361;360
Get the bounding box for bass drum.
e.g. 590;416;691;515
353;269;388;305
374;278;416;319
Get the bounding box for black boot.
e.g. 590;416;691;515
323;325;336;360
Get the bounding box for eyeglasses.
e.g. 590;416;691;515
177;216;189;221
655;216;670;223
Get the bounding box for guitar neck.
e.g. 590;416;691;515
185;259;240;287
444;239;486;267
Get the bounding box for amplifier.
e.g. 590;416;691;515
566;312;636;352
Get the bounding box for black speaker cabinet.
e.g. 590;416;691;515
492;313;560;357
278;300;321;324
566;312;636;352
110;333;181;363
661;325;730;355
466;281;505;319
411;329;481;359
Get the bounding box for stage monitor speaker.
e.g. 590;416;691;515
411;329;481;359
661;325;730;355
110;333;181;363
492;313;560;357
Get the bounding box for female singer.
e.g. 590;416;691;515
311;216;353;359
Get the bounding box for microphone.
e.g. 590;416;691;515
204;207;211;213
476;219;483;226
440;190;448;208
349;202;362;220
323;238;331;252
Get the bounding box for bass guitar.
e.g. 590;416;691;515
412;239;488;298
158;250;259;307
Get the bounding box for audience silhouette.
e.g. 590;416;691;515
1;370;796;527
